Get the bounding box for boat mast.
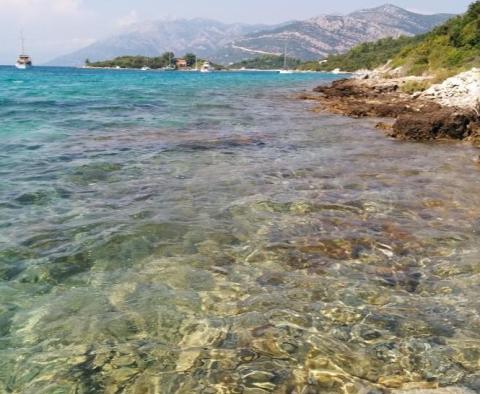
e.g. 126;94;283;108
20;31;25;55
283;41;288;70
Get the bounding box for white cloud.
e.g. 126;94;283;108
0;0;83;16
51;0;82;14
116;10;140;28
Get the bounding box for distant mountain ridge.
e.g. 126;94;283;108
47;5;454;66
220;5;455;62
47;19;272;67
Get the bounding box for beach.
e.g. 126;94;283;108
1;66;480;393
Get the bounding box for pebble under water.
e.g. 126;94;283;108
1;67;480;393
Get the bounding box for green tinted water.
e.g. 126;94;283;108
1;67;479;393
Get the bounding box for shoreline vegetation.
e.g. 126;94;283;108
84;53;226;71
83;53;310;72
84;51;355;73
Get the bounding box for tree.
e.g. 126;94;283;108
160;52;175;66
185;53;197;67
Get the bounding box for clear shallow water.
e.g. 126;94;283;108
1;66;480;393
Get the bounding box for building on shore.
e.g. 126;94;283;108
175;59;188;70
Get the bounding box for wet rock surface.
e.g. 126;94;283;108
309;78;480;142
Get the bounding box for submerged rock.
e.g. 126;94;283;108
393;388;476;394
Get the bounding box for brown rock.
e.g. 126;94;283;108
392;110;474;141
309;78;479;143
376;122;393;131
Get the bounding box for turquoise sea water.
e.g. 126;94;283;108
1;66;480;393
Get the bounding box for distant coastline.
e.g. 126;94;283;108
83;54;348;73
81;65;326;74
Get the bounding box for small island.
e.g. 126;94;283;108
84;52;309;72
84;52;225;71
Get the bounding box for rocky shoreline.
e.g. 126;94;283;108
303;70;480;144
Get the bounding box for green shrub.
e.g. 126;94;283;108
400;80;432;94
229;55;302;70
392;1;480;76
309;36;424;72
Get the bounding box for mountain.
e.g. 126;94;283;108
313;1;479;78
47;5;454;66
349;4;454;35
47;19;273;67
219;5;454;62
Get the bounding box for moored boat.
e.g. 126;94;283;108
200;61;212;73
15;33;32;70
278;41;293;74
162;53;176;71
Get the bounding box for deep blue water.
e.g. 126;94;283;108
1;66;480;393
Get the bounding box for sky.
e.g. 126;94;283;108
0;0;473;64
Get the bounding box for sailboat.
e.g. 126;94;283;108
162;52;175;71
15;32;32;70
279;41;293;74
193;55;200;72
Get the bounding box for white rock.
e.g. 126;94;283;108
420;68;480;110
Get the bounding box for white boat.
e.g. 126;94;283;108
162;53;176;71
15;33;32;70
193;55;200;72
141;66;150;71
200;61;212;73
278;41;292;74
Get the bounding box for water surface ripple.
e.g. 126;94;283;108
1;67;480;393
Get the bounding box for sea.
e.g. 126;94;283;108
1;66;480;393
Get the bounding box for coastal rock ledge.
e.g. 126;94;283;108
308;69;480;143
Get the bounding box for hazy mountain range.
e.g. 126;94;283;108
47;4;454;66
